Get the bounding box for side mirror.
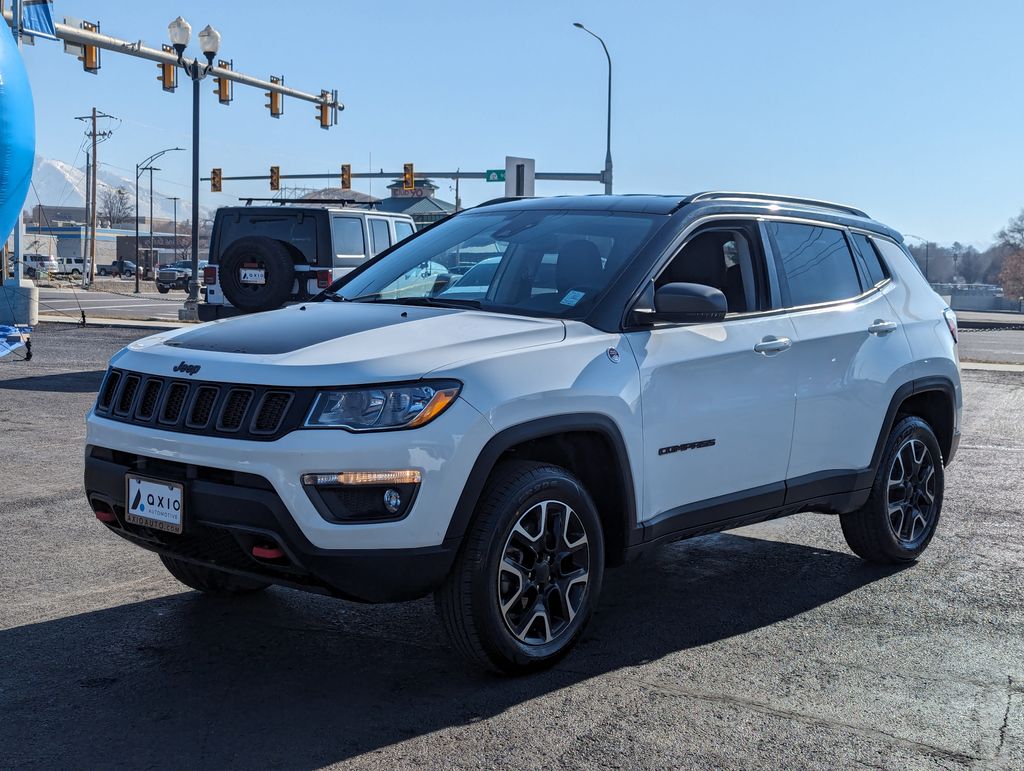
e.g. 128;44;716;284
649;282;727;323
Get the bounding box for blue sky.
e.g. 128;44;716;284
15;0;1024;245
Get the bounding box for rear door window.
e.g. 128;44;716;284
766;222;863;307
394;220;415;241
332;216;366;267
369;218;392;256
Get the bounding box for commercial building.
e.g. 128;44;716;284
377;179;455;228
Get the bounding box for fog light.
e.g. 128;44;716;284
383;488;402;514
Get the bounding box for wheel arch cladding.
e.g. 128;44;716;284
447;415;637;566
873;377;957;470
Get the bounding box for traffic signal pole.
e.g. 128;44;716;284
0;10;343;113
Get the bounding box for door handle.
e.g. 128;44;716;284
753;335;792;355
868;319;898;336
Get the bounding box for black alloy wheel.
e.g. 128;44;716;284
497;499;591;644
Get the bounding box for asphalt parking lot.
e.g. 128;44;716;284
36;286;184;322
1;324;1022;769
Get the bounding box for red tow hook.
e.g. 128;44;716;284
94;503;116;523
251;544;285;560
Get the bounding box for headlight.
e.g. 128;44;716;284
304;380;461;431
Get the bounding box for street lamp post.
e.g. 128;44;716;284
904;233;931;283
134;147;183;293
168;197;180;259
573;22;613;195
148;166;159;279
168;16;221;321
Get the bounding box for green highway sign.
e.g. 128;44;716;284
485;169;505;182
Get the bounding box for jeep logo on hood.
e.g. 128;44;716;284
172;361;202;376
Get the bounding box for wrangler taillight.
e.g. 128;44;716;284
316;269;332;289
943;309;958;343
203;266;217;285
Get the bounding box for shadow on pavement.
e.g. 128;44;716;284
0;369;105;393
0;533;904;768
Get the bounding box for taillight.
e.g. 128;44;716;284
316;269;332;289
203;266;217;285
943;309;958;343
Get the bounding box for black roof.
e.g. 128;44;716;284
472;193;902;241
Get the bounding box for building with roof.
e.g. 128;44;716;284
377;179;455;228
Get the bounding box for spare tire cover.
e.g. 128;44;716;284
219;236;297;312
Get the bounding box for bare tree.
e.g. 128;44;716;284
995;210;1024;296
996;210;1024;252
99;186;133;226
1000;251;1024;299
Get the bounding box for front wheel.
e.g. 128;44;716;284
435;461;604;674
157;285;170;294
840;416;944;563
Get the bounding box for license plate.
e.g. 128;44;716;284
240;268;266;285
125;475;184;534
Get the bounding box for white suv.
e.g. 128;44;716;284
85;192;962;673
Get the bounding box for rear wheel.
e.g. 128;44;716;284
435;461;604;674
159;554;270;596
841;416;944;563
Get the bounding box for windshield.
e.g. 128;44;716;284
331;209;664;318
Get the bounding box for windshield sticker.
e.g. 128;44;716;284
561;290;585;306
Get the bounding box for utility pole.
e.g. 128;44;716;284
84;151;91;284
75;108;114;284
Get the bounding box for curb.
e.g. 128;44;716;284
36;314;189;329
960;361;1024;373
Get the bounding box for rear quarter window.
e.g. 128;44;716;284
395;220;415;241
851;233;890;287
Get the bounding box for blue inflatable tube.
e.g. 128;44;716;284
0;22;35;244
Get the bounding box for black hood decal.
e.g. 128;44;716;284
164;304;454;355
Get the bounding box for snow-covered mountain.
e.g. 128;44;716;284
28;157;210;222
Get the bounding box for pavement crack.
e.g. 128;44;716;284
997;675;1013;757
635;677;982;766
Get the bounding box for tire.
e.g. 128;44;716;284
159;554;270;596
157;285;170;294
840;416;945;563
435;461;605;674
219;236;296;313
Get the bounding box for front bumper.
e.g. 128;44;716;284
85;397;492;551
84;447;457;602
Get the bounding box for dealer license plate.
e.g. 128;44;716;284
240;268;266;285
125;475;184;534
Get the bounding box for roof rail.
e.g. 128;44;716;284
237;197;380;209
685;191;868;219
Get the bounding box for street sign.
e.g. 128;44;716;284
485;169;505;183
505;156;535;197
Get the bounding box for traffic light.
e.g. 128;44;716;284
210;168;222;193
213;60;233;104
157;45;176;92
266;76;283;118
340;164;351;191
403;163;415;191
81;21;100;74
270;166;280;191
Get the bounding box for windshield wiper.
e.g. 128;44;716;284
345;294;481;309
